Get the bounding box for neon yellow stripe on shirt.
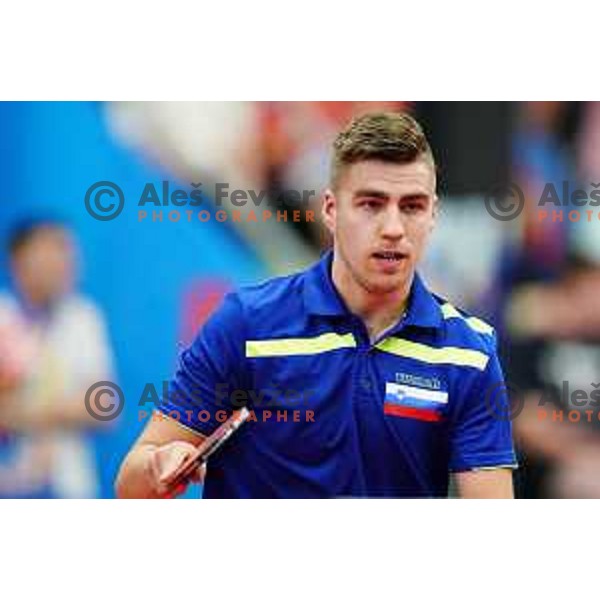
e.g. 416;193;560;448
245;332;357;357
465;316;494;335
440;303;494;335
376;337;490;370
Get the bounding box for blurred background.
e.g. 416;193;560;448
2;101;600;498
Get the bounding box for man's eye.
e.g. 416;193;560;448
361;200;382;210
402;202;424;214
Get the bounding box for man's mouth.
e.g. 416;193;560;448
372;250;408;263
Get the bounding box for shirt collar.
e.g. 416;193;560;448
400;270;443;332
303;250;443;331
303;250;348;317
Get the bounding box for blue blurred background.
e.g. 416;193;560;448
0;102;271;497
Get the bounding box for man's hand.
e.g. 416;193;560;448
148;441;206;498
116;414;207;499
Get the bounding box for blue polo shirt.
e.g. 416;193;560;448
159;251;517;498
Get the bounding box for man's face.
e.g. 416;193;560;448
322;158;437;295
11;226;76;307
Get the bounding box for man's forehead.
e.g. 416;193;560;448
32;226;70;244
341;159;436;195
14;227;72;258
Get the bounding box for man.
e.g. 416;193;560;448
0;219;115;497
117;112;517;498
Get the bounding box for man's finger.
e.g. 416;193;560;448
150;442;195;485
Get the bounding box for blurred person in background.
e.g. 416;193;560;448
499;102;600;497
0;218;115;498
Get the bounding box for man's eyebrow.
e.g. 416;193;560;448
399;193;430;202
352;188;390;200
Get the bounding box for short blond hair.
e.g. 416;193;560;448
331;111;435;187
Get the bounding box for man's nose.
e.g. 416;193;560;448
380;209;406;239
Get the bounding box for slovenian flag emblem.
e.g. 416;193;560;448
384;382;448;422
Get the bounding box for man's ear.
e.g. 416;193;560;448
321;189;337;234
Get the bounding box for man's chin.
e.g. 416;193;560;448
366;274;410;295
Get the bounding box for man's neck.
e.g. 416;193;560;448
331;256;412;343
16;292;58;320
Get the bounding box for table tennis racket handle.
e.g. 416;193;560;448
162;407;250;488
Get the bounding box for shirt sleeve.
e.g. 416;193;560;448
448;347;518;472
157;292;249;436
